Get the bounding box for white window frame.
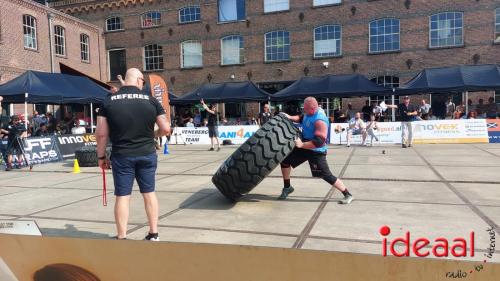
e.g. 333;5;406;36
221;35;244;65
54;25;66;56
181;40;203;68
105;16;123;32
23;15;37;50
369;18;400;54
313;0;342;7
313;24;342;58
429;12;464;48
80;34;90;62
179;6;201;24
218;0;246;23
264;0;289;13
141;11;162;28
495;8;500;43
143;44;164;71
264;30;290;62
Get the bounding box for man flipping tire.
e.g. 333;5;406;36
280;97;353;204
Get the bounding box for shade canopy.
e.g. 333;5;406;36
397;64;500;94
272;73;393;101
0;71;110;104
175;81;271;104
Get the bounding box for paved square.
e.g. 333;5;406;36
1;143;499;263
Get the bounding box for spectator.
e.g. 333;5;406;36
202;118;208;127
467;111;477;119
486;97;498;119
361;100;371;121
71;120;86;134
46;112;57;133
453;111;463;119
235;118;242;125
445;97;455;119
419;99;431;120
371;101;383;121
4;115;26;171
455;103;465;116
259;104;272;125
193;109;202;127
476;99;486;118
247;117;257;125
34;123;50;136
346;103;357;120
427;109;438;120
366;114;379;146
346;112;367;147
467;99;474;114
221;118;229;126
181;109;192;125
185;118;195;127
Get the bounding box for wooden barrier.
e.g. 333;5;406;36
0;234;498;281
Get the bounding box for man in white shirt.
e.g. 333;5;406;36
346;112;367;147
71;120;86;134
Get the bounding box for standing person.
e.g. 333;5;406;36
4;115;26;171
200;99;220;151
445;97;456;119
486;97;498;119
386;96;418;148
345;103;357;120
259;104;272;125
361;100;371;121
346;112;368;147
193;109;202;127
96;68;170;241
280;97;353;204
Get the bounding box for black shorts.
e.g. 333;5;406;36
281;148;335;179
208;126;218;138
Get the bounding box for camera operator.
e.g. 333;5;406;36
4;115;27;171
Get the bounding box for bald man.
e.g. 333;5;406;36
96;68;170;241
280;97;353;204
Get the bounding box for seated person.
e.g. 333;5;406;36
34;123;50;137
366;114;379;146
346;112;367;147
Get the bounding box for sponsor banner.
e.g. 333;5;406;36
56;134;97;159
412;119;489;144
169;126;259;145
22;136;63;165
149;74;170;124
486;119;500;143
330;119;489;145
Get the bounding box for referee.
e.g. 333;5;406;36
96;68;170;241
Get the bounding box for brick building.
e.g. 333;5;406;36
0;0;107;115
50;0;500;118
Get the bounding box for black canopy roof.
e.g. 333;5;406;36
175;81;270;104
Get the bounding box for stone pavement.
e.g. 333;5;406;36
1;143;499;263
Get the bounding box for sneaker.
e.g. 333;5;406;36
217;147;221;152
144;232;160;241
408;144;412;147
402;144;407;148
208;147;214;151
278;186;294;200
113;236;127;240
339;194;354;204
5;166;12;171
346;143;351;147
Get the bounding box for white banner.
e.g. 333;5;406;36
330;119;489;145
169;125;260;145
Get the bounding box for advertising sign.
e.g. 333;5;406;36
22;136;63;164
169;126;259;145
486;119;500;143
56;134;97;159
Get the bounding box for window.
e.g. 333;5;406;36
265;30;290;62
54;25;66;56
179;6;201;23
142;11;161;28
314;25;341;58
429;12;463;48
495;8;500;43
80;34;90;62
106;16;123;31
264;0;289;13
23;15;37;50
108;49;127;81
369;18;400;53
218;0;245;22
181;41;202;68
144;44;164;71
313;0;341;7
221;35;244;65
371;76;399;88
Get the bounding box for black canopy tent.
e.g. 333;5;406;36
272;73;393;101
174;81;271;104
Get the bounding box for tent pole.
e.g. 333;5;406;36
24;93;28;130
465;91;469;114
391;88;396;122
326;98;330;116
90;103;94;133
429;93;432;105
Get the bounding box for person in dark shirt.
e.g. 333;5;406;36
387;96;418;148
34;123;50;137
361;100;371;122
96;68;170;241
3;115;27;170
259;104;272;126
200;99;220;151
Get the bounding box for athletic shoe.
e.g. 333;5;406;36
144;232;160;241
346;143;351;147
339;194;354;204
209;147;214;151
402;144;407;148
5;166;12;171
278;186;294;200
217;147;221;152
408;144;412;147
113;236;127;240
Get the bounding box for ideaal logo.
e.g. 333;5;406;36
380;226;496;279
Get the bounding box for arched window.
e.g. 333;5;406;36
314;24;341;57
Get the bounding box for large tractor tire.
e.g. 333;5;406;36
75;146;111;167
212;114;298;201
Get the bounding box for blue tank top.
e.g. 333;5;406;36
301;109;329;153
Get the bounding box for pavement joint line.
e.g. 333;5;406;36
126;192;218;236
413;147;500;234
470;144;500;159
46;174;101;187
0;189;35;197
154;224;300;238
292;147;357;249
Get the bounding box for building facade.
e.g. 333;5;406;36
0;0;107;114
50;0;500;116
